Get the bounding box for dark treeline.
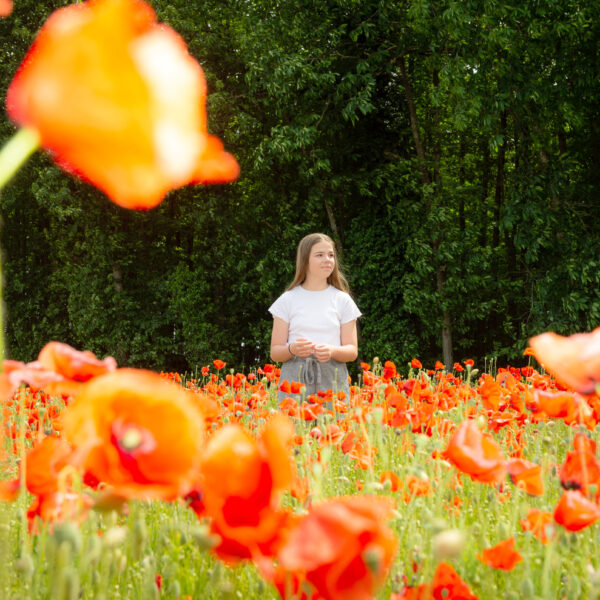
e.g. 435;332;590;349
0;0;599;373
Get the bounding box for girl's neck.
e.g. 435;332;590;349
301;276;329;291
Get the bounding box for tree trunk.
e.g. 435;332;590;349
437;265;453;366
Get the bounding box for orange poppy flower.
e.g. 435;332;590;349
554;490;600;531
58;368;205;500
37;342;116;382
213;359;226;370
199;415;295;562
411;358;422;369
533;389;589;424
443;420;506;484
25;436;74;497
0;478;20;501
506;459;544;496
395;562;479;600
277;495;397;600
560;449;600;496
6;0;239;209
0;0;12;18
0;342;116;399
520;508;555;544
477;537;522;570
380;470;401;492
529;328;600;394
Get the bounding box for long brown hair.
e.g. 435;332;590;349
286;233;350;293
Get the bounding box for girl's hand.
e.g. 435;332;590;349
291;338;316;357
314;344;334;362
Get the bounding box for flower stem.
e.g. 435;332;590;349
0;127;41;190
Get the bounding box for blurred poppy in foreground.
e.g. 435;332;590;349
199;415;296;562
277;495;396;600
6;0;239;209
554;490;600;531
529;328;600;394
58;369;205;500
0;0;12;17
443;420;506;484
477;537;522;570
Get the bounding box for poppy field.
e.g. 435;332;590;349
2;334;600;599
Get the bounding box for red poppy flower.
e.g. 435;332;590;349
383;361;397;379
58;369;205;500
443;420;506;484
434;361;445;370
554;490;600;531
277;495;397;600
506;459;544;496
529;328;600;394
560;449;600;496
411;358;422;369
6;0;239;209
477;537;523;570
395;562;478;599
520;508;555;544
200;415;295;562
213;359;226;370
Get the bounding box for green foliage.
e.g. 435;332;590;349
0;0;599;369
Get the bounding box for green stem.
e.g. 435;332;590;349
0;128;40;361
0;127;40;191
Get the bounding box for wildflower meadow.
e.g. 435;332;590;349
2;343;600;599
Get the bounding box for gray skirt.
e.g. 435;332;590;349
277;355;350;403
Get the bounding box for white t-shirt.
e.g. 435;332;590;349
269;285;361;346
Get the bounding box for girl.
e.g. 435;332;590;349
269;233;361;402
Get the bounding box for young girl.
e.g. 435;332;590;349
269;233;361;402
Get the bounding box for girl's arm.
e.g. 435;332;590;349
314;320;358;363
270;317;315;362
270;316;293;362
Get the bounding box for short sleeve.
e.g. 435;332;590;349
268;293;290;323
339;294;362;324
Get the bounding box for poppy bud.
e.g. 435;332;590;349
520;577;535;596
52;522;83;554
498;520;510;539
433;528;466;560
102;526;127;548
132;518;148;559
167;579;182;597
373;357;380;364
15;552;34;578
362;545;383;574
57;566;80;600
190;525;221;551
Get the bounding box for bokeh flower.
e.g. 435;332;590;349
199;415;296;561
529;328;600;394
477;537;523;570
277;495;396;600
6;0;239;209
58;368;205;500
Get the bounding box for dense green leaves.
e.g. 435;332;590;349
0;0;598;371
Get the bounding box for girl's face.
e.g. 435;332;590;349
307;241;335;281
